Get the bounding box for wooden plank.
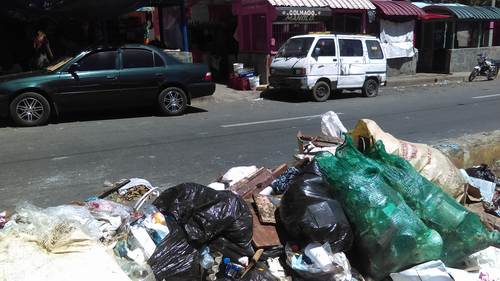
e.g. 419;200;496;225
250;207;281;249
253;194;277;224
272;163;288;177
230;168;274;199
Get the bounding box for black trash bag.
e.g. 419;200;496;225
210;237;255;262
153;183;253;250
466;164;498;184
280;161;353;253
148;219;200;281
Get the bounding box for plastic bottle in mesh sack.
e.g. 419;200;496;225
365;140;500;265
315;137;443;280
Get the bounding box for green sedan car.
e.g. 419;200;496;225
0;44;215;126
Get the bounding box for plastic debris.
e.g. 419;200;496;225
280;161;353;252
390;260;479;281
316;137;444;279
0;203;132;281
365;141;500;265
147;218;200;281
271;167;301;194
321;111;347;139
285;243;351;281
153;183;253;252
351;119;467;199
222;166;259;186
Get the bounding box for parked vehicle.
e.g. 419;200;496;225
0;44;215;126
469;54;499;82
269;34;387;102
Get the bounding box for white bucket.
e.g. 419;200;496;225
249;76;260;90
233;63;244;73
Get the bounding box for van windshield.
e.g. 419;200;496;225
276;37;314;58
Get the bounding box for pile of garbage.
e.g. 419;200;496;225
1;112;499;281
228;63;260;91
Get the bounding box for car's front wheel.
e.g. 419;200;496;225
158;87;188;116
312;81;331;102
10;92;51;126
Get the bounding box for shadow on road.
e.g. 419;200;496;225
0;106;208;128
260;89;364;103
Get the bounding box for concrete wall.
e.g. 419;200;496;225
387;54;418;77
447;46;500;73
237;53;270;84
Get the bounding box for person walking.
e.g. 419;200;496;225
32;30;53;69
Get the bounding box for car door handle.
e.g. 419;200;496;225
106;75;117;80
333;58;338;62
155;73;164;77
318;65;325;68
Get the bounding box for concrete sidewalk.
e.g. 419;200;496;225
192;72;473;105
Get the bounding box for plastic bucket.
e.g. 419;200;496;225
233;63;244;74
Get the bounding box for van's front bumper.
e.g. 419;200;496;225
269;76;309;90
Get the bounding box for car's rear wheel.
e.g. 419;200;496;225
10;92;51;126
362;78;379;97
158;87;188;116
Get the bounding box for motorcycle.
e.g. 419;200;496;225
469;54;499;82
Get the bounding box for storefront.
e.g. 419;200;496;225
188;0;238;81
232;0;375;84
369;0;425;76
414;3;500;73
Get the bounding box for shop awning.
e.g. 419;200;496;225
267;0;376;10
418;13;451;20
423;4;500;20
371;0;425;17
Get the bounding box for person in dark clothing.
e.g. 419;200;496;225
32;30;53;69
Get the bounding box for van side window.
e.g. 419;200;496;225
339;39;363;57
313;39;336;56
366;40;384;59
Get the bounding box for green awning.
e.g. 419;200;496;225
423;4;500;20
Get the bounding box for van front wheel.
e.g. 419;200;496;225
362;78;379;97
312;81;331;102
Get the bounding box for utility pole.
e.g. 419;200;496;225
489;0;496;46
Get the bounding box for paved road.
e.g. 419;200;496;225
1;80;499;209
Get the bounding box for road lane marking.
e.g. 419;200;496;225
472;94;500;99
221;113;343;128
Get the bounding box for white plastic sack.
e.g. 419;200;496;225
321;111;347;139
0;204;131;281
221;166;259;186
390;260;478;281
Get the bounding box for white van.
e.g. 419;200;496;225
269;34;387;102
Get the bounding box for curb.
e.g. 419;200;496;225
387;75;468;88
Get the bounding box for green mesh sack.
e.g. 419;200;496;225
366;140;500;265
315;137;443;280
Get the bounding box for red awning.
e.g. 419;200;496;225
372;0;425;17
418;13;451;20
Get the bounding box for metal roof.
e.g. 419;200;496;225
372;0;425;17
423;4;500;20
267;0;376;10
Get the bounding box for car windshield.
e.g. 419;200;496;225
46;56;74;72
276;37;315;58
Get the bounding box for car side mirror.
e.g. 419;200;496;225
313;48;321;58
68;63;80;73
